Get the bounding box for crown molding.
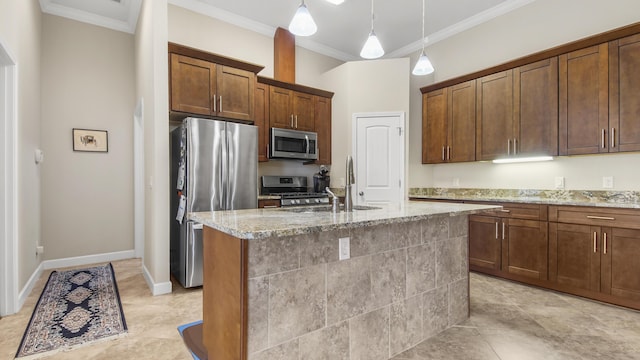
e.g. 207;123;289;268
39;0;142;34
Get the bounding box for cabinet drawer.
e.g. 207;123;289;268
258;199;280;208
549;205;640;229
467;201;547;220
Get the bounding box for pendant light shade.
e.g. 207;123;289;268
288;1;317;37
412;51;434;75
412;0;435;75
360;30;385;59
360;0;384;59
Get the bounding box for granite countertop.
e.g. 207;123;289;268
408;188;640;209
258;195;281;200
189;201;500;240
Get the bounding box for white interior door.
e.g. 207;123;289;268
353;112;405;205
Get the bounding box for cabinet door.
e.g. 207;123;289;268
217;66;254;121
549;222;601;292
315;96;332;165
601;227;640;301
476;71;514;160
609;34;640;153
448;80;476;162
514;58;558;156
170;54;215;116
469;215;501;271
269;87;293;129
502;219;548;280
292;91;315;131
255;83;269;162
422;89;448;164
559;44;609;155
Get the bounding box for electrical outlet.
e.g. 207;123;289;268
452;178;460;187
602;176;614;189
338;237;350;260
36;246;44;255
554;176;565;189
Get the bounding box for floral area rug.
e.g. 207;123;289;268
16;263;127;358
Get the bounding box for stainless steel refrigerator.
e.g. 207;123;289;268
170;117;257;288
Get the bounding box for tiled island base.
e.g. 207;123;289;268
244;214;470;359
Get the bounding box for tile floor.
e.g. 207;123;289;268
1;259;640;360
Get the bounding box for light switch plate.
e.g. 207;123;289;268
602;176;614;189
554;176;565;189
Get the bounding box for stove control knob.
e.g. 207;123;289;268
315;199;320;203
305;199;310;203
295;199;300;204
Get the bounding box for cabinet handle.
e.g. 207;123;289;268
219;96;223;113
601;129;606;149
604;232;608;255
447;146;451;160
611;128;616;148
295;115;298;129
442;146;445;161
593;232;597;253
507;139;511;155
502;221;505;240
500;209;511;213
213;94;217;112
495;222;499;239
262;205;279;208
586;215;615;221
513;138;517;155
291;114;294;128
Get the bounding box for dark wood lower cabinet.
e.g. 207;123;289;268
465;201;640;311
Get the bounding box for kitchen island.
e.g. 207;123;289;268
190;201;499;360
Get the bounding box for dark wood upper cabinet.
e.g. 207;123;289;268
168;43;263;123
514;57;559;156
422;80;475;164
609;33;640;153
315;96;332;165
476;71;514;161
559;44;609;155
269;87;315;131
170;54;216;116
255;82;269;162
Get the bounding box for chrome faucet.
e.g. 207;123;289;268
325;187;340;213
344;156;355;212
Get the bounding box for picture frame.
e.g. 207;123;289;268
72;128;108;152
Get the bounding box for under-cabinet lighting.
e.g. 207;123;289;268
492;156;554;164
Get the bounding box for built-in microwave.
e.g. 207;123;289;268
270;128;318;160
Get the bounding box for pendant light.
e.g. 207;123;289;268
412;0;434;75
289;0;317;37
360;0;384;59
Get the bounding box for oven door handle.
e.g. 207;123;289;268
305;135;310;157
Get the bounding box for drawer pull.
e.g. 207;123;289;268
262;205;279;208
604;233;608;255
500;210;511;213
593;232;597;253
586;215;615;221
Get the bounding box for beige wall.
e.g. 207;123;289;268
40;15;135;260
409;0;640;190
321;59;411;185
0;0;42;290
136;0;171;292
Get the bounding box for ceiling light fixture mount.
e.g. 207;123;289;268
288;0;317;37
325;0;345;4
360;0;384;59
412;0;434;75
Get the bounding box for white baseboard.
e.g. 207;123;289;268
142;264;172;296
18;250;137;312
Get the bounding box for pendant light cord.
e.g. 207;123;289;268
421;0;425;51
370;0;375;32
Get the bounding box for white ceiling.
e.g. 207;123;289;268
39;0;536;61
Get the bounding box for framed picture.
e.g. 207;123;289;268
73;128;108;152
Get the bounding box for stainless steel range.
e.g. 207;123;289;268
261;176;330;207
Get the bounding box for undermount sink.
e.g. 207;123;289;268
283;205;381;213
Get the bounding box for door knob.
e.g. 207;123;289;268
359;191;364;196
